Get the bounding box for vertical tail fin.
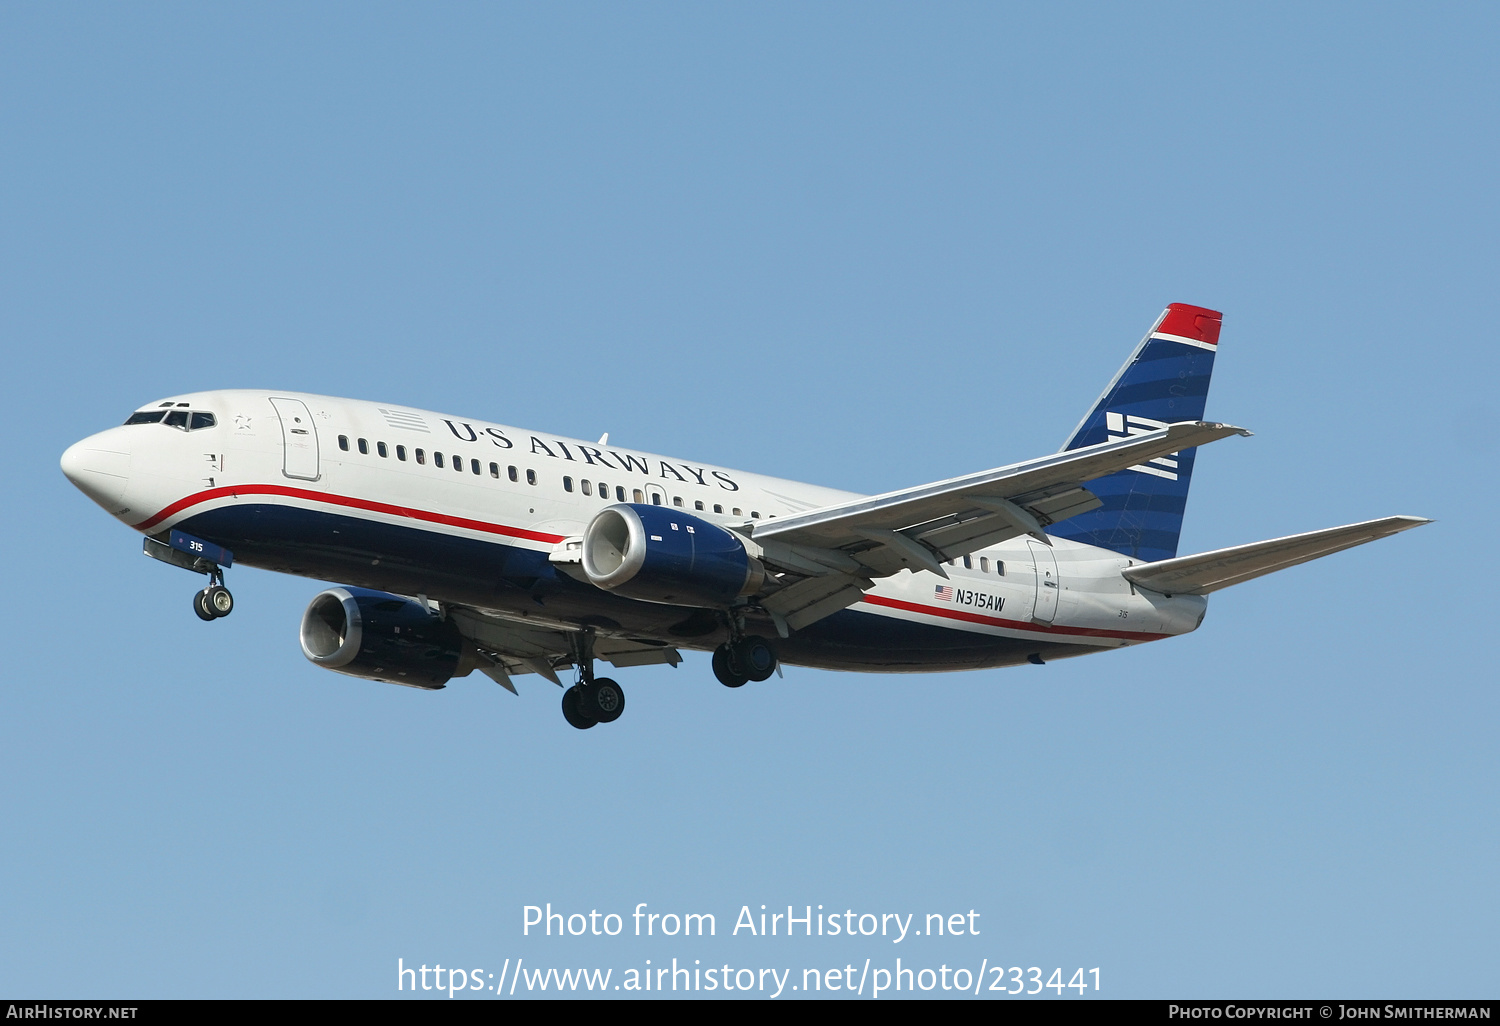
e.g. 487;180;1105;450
1047;303;1222;562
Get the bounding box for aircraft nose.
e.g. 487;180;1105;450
61;434;132;513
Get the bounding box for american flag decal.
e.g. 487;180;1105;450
934;585;954;601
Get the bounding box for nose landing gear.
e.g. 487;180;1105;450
143;533;237;622
193;577;235;621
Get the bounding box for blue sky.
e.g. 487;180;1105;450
2;3;1495;999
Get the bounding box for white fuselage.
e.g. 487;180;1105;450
62;390;1208;672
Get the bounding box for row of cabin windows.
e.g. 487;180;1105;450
560;476;759;517
949;555;1006;575
339;434;538;482
337;434;764;519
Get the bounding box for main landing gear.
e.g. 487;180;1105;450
561;628;626;730
712;635;778;688
192;569;234;621
561;677;625;730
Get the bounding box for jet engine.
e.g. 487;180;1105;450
299;587;480;689
581;504;764;607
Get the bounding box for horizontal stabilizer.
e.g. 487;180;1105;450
1121;515;1431;596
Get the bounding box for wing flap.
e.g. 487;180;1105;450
595;639;683;668
1121;515;1431;596
447;607;681;687
760;572;870;632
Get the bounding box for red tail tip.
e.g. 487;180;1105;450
1158;303;1223;345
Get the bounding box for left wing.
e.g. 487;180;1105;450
746;421;1248;631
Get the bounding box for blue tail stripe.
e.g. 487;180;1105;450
1048;324;1218;563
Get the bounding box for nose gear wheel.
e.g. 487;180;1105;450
193;584;234;620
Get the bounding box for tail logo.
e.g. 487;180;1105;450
1106;412;1180;480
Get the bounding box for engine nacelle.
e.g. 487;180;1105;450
299;587;477;690
581;504;764;607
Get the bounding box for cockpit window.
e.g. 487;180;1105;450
125;409;217;430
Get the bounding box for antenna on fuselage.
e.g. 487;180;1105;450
597;432;608;445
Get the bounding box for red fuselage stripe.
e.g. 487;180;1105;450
858;593;1170;642
132;484;568;544
139;487;1173;641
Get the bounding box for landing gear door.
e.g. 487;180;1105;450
268;397;321;481
1027;539;1060;625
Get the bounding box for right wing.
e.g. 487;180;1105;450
446;605;681;693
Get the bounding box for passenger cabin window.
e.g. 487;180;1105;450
651;493;662;505
963;555;972;569
470;459;480;475
508;466;518;482
581;480;592;496
454;456;464;473
415;449;426;465
526;469;537;485
694;500;704;510
732;508;742;516
124;411;167;425
338;435;349;451
995;561;1006;576
751;511;760;519
358;438;369;454
673;496;683;507
563;476;574;492
434;452;445;468
616;486;626;502
633;489;644;503
397;445;407;461
377;442;388;458
489;462;499;478
714;504;723;514
980;557;989;572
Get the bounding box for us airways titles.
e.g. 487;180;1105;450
437;420;741;492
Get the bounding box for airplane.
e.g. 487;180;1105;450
60;303;1428;729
